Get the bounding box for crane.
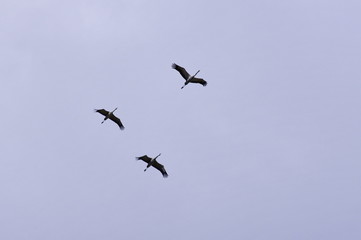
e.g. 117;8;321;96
136;153;168;178
172;63;207;89
94;108;124;130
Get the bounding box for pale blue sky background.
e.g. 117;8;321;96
1;0;361;239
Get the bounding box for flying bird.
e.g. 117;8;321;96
172;63;207;89
94;108;124;130
136;153;168;178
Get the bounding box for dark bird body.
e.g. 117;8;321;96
95;108;124;130
172;63;207;89
136;154;168;178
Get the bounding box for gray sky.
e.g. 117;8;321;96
1;0;361;239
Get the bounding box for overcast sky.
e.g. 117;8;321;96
1;0;361;239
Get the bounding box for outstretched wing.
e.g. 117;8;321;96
136;155;152;163
95;109;109;117
190;77;207;87
172;63;190;80
109;113;125;130
152;160;168;178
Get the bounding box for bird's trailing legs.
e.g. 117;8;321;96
193;70;200;77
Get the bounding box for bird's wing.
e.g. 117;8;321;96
190;77;207;86
109;113;125;130
172;63;190;80
152;160;168;178
136;155;152;163
95;109;109;116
